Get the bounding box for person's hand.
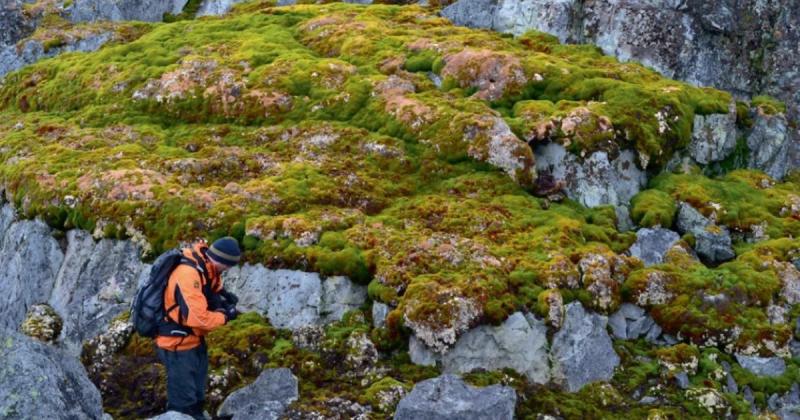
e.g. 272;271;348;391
220;289;239;306
223;306;239;323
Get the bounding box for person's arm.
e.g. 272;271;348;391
172;267;227;330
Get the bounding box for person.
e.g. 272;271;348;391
155;236;242;419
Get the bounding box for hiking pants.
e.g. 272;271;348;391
157;341;208;419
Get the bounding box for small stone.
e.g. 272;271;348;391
735;354;787;377
372;302;389;329
674;371;690;389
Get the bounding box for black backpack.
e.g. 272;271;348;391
131;249;193;338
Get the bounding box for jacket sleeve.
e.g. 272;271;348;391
172;266;226;331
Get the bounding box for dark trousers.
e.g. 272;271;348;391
157;342;208;419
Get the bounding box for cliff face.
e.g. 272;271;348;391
443;0;800;120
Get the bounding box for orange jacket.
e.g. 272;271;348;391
156;241;226;351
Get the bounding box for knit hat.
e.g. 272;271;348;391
207;236;241;267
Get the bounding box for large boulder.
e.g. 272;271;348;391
628;228;681;267
49;229;146;355
688;104;737;165
441;312;550;384
223;265;366;330
0;214;64;330
0;328;104;420
394;374;516;420
550;302;620;392
534;143;646;208
217;368;298;420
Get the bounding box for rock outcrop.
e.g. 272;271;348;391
550;302;619;392
440;312;550;384
394;374;516;420
0;211;65;331
0;32;112;78
534;143;645;209
217;368;299;420
223;265;367;330
50;229;148;355
67;0;188;22
0;328;104;420
443;0;800;179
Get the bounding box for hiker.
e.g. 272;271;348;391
155;236;242;419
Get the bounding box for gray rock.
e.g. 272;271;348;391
736;354;787;377
49;229;146;356
217;368;298;420
675;371;690;389
0;1;36;47
394;374;516;420
534;143;646;208
0;32;112;78
725;371;739;394
629;228;681;267
148;411;195;420
551;302;619;392
442;0;580;43
695;229;736;263
608;303;663;342
409;335;439;367
223;265;365;330
372;302;389;328
0;217;64;331
68;0;189;22
320;276;367;323
748;112;794;180
688;104;737;164
440;0;497;31
0;328;104;420
441;312;550;384
675;202;734;264
627;315;655;339
772;383;800;420
675;202;709;235
196;0;247;16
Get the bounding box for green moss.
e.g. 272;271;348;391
751;95;786;115
630;189;677;228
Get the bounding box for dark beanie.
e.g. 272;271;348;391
207;236;241;266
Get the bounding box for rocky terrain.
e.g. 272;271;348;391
0;0;798;419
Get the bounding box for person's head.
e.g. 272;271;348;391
206;236;241;272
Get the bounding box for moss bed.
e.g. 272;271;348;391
1;1;799;418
